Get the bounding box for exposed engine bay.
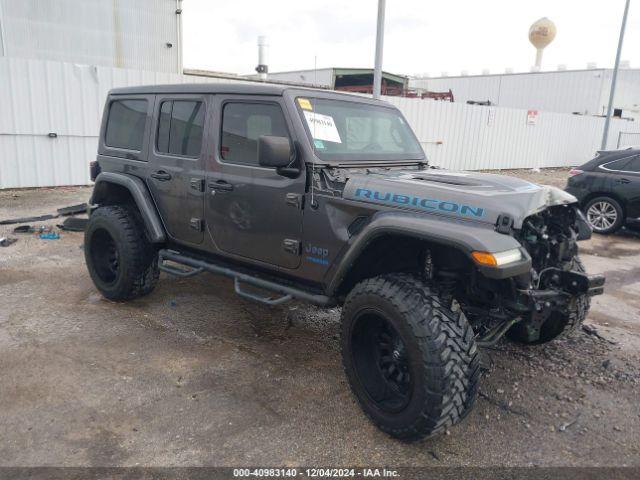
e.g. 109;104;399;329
446;204;603;344
518;205;582;275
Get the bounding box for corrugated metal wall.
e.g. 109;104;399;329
410;69;640;118
384;96;640;171
0;57;228;189
0;0;181;73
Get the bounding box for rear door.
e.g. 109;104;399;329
204;96;305;269
147;95;208;245
610;155;640;218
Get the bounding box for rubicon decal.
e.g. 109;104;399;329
354;188;485;218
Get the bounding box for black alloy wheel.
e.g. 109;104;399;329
350;310;414;413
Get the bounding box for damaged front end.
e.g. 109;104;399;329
459;203;605;345
505;204;604;343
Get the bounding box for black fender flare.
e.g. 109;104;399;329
325;211;531;296
90;172;166;243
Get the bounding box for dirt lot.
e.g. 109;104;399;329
1;169;639;467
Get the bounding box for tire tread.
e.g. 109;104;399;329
341;273;480;441
85;205;159;301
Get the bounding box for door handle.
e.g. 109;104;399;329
616;177;631;184
209;180;234;192
151;170;172;181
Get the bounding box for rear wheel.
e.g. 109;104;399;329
584;196;623;234
85;205;159;301
341;274;480;442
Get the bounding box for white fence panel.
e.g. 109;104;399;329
0;57;233;189
384;96;640;171
617;132;640;149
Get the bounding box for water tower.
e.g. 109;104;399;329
529;17;557;71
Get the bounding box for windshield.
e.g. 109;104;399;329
296;97;425;162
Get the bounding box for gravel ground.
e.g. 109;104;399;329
1;170;639;467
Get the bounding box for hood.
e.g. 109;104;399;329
341;168;577;228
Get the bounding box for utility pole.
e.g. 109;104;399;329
372;0;386;99
601;0;631;150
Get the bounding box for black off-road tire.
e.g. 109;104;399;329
85;205;159;301
507;257;590;345
341;274;481;442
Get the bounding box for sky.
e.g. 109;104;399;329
182;0;639;77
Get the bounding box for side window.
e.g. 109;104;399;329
105;99;148;151
220;103;289;166
156;100;205;157
603;157;632;171
625;155;640;173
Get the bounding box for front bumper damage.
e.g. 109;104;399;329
507;269;605;343
517;269;605;308
476;270;604;346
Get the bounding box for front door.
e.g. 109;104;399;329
147;94;208;245
204;96;305;269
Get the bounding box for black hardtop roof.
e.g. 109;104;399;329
111;82;288;96
109;82;387;106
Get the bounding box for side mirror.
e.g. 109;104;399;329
258;135;293;168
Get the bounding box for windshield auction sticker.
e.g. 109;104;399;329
303;111;342;143
297;97;313;110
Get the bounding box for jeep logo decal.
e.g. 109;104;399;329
355;188;485;218
305;244;329;266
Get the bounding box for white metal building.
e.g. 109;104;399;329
0;0;192;189
265;67;408;94
0;0;183;73
410;69;640;120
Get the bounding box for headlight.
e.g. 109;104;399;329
471;248;523;267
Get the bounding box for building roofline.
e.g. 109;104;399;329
414;67;640;81
267;67;408;80
184;68;329;89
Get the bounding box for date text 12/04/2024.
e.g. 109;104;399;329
233;468;399;477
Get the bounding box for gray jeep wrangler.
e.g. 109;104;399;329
85;83;604;441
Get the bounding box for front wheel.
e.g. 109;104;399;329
341;274;481;442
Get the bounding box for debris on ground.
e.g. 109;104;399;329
57;216;88;232
0;214;57;225
0;237;17;247
57;203;88;216
0;202;88;226
582;324;617;345
12;225;54;234
39;232;61;240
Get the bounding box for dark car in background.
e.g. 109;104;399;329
566;148;640;234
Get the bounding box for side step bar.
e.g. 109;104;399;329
158;249;333;307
